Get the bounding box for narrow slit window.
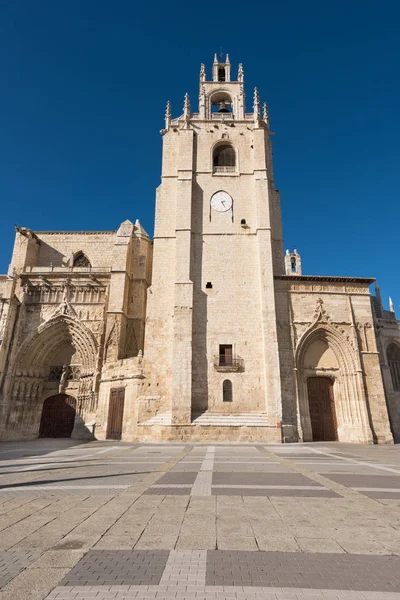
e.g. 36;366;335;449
223;380;233;402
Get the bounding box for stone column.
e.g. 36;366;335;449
253;127;283;428
171;129;194;425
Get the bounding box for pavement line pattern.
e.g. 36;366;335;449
353;487;400;492
0;485;129;491
215;461;282;465
3;440;400;599
307;447;400;475
158;549;207;586
45;586;400;600
59;549;170;586
46;549;400;599
191;446;215;496
212;484;329;490
151;484;192;488
95;447;123;454
0;550;42;589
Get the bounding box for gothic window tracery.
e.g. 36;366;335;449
387;343;400;392
73;252;91;268
48;365;81;382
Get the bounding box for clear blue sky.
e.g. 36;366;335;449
1;1;399;310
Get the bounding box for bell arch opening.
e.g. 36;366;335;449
209;91;232;115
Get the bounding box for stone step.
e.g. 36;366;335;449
141;412;172;426
141;412;270;427
192;412;269;427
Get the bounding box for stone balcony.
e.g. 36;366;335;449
23;266;111;274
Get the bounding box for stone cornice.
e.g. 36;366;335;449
275;275;375;284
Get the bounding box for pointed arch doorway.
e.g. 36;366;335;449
39;394;77;438
307;377;338;442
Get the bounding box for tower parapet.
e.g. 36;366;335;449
162;54;270;126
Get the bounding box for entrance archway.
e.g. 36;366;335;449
39;394;76;438
307;377;338;441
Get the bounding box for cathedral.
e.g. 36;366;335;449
1;55;399;444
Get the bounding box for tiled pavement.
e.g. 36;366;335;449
0;550;42;588
1;441;400;598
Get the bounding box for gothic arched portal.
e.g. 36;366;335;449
6;313;98;435
295;324;373;444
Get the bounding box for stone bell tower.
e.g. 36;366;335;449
143;54;284;438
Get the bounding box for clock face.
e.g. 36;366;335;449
210;191;233;212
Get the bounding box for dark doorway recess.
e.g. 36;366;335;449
307;377;338;442
39;394;76;438
106;388;125;440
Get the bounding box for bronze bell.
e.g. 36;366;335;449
217;100;230;113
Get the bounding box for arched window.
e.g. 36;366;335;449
213;145;236;173
223;379;233;402
73;252;91;268
387;343;400;392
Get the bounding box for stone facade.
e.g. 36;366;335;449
0;221;151;440
0;54;398;443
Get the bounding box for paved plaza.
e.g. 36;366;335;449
1;442;400;598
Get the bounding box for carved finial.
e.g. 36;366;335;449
226;53;230;63
253;88;260;107
200;63;206;82
183;92;191;113
389;297;395;313
164;100;171;132
263;101;269;122
238;63;244;82
183;93;191;128
253;87;260;123
213;53;218;64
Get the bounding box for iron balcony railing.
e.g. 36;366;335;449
213;166;236;174
213;355;244;372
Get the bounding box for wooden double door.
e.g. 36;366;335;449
307;377;338;442
39;394;76;438
106;388;125;440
